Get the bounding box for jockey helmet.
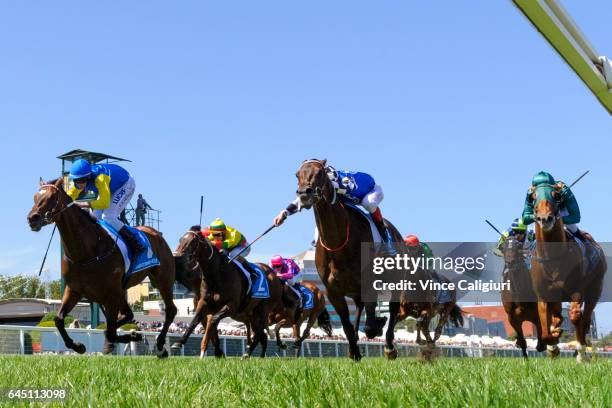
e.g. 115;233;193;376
270;255;284;268
532;171;555;186
69;159;92;180
325;165;339;182
209;218;227;235
511;218;527;232
404;235;420;247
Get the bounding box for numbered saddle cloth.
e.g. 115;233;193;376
233;260;271;299
296;284;314;310
98;220;160;279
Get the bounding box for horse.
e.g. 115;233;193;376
529;182;606;361
27;178;177;357
171;228;283;358
245;281;333;357
391;243;461;356
295;159;406;360
499;235;543;358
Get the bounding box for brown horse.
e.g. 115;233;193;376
499;235;543;358
529;183;606;361
27;178;177;357
391;243;461;354
246;281;333;357
295;159;404;360
171;229;283;358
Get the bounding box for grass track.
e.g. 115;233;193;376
0;355;610;407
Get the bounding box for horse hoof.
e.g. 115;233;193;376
278;343;287;350
350;352;362;362
546;345;560;359
73;342;86;354
171;342;183;350
103;344;115;355
214;352;225;359
384;346;398;360
536;343;546;353
241;353;251;360
156;347;169;359
364;327;379;339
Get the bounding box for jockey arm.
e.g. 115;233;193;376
278;259;302;281
559;184;581;225
522;190;535;225
65;174;111;210
493;230;510;257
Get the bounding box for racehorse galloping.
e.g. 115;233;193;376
294;159;403;360
529;183;606;360
247;281;333;357
500;236;543;358
172;229;283;358
27;178;177;357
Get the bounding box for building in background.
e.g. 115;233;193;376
0;299;98;326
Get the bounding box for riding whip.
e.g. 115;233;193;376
228;225;276;263
485;220;504;236
569;170;589;188
38;225;57;276
199;195;204;227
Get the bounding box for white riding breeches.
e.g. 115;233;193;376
94;177;135;231
361;184;384;213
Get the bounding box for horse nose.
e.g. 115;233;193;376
546;215;554;223
28;213;42;224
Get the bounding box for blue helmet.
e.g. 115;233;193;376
69;159;92;180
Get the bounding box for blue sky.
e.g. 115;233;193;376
1;1;610;333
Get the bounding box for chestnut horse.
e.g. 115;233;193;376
27;178;177;357
500;235;543;358
171;229;283;358
295;159;404;360
247;281;333;357
529;183;606;361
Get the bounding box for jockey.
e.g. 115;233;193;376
204;218;250;260
274;165;395;248
522;171;584;240
67;159;145;255
404;234;433;260
493;218;535;257
270;255;303;309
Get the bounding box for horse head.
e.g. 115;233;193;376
295;159;335;209
27;177;68;231
175;227;217;276
530;183;563;232
502;235;524;267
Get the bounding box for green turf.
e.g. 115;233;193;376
0;355;610;407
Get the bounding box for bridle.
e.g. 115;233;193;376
37;184;76;224
181;230;215;271
296;160;350;252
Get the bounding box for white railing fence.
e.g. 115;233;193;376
1;325;609;359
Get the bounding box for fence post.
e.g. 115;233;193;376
318;342;323;357
56;331;60;354
335;342;339;358
19;329;25;355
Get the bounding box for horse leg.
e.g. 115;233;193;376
433;306;448;343
153;283;178;359
210;326;225;358
364;302;386;339
54;287;86;354
327;292;361;360
275;318;289;350
243;311;266;359
116;296;136;328
102;302;119;355
200;314;216;358
353;298;364;333
172;297;206;350
297;312;318;353
384;302;399;360
292;321;302;357
576;299;596;363
508;311;528;359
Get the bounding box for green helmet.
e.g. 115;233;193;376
511;218;527;232
531;171;555;186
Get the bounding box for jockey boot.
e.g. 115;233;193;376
119;226;146;257
371;208;396;255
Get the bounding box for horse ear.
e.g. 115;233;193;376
321;159;327;166
39;177;44;187
54;177;64;188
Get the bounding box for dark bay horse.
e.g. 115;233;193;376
295;159;404;360
529;183;606;361
247;281;333;357
500;236;543;358
172;229;283;358
27;178;177;357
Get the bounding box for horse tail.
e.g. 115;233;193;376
450;304;464;327
317;308;333;337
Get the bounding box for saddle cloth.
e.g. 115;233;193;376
232;260;270;299
98;220;160;279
